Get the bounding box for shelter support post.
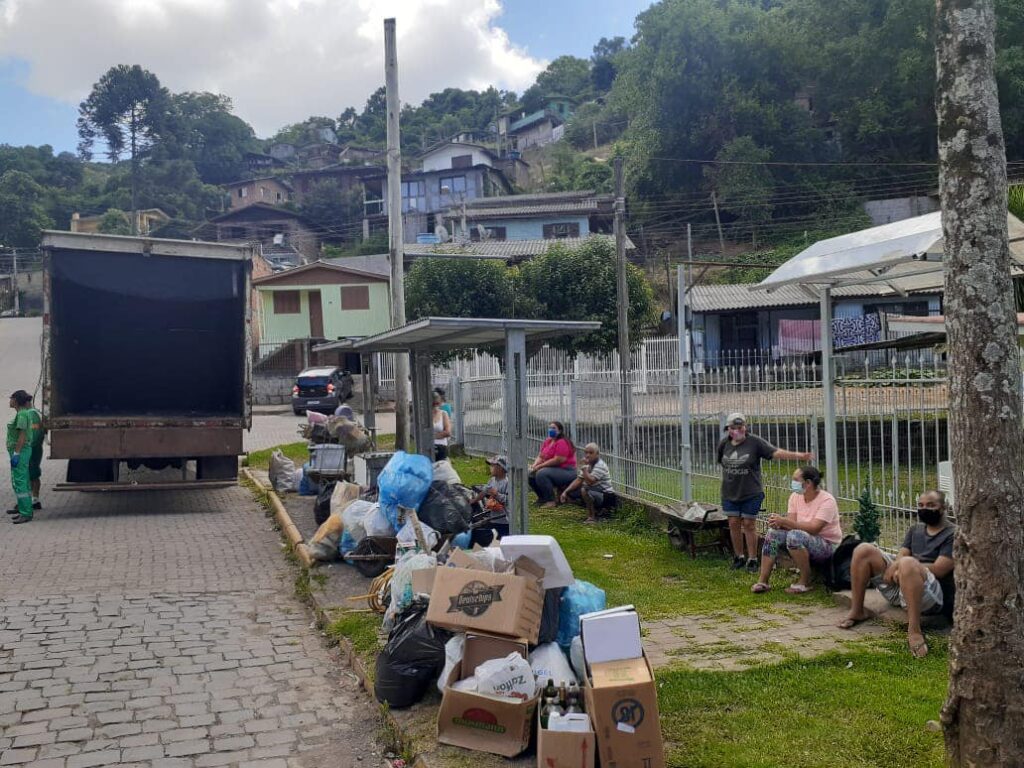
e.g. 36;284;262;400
504;329;529;535
678;266;693;505
410;349;434;461
359;352;377;447
820;288;839;492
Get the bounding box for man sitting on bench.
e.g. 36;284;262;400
560;443;616;524
837;490;955;658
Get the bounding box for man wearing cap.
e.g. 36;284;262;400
6;390;39;524
470;455;510;546
718;413;812;571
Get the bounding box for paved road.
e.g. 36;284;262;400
0;318;380;767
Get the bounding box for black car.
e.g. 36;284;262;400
292;366;353;415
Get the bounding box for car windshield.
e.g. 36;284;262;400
298;376;331;386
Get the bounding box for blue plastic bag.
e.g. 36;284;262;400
557;581;606;650
298;464;319;496
378;451;434;530
451;531;472;550
340;530;357;558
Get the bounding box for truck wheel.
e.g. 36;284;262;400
197;456;238;481
67;459;116;484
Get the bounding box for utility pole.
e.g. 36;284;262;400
711;191;726;254
613;157;632;477
384;17;410;451
11;248;19;317
593;119;599;151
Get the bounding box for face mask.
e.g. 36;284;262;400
728;428;745;441
917;507;942;526
791;480;804;493
548;428;559;439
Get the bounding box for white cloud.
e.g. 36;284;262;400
0;0;544;136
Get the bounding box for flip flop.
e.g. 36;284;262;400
750;582;770;594
837;615;870;630
785;584;812;594
908;636;929;658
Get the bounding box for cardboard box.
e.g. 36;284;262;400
437;633;540;757
426;556;545;643
500;535;575;589
537;709;596;768
584;654;665;768
411;567;436;596
580;607;643;664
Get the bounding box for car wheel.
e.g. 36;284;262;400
293;408;304;416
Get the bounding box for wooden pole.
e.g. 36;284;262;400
384;18;410;451
613;157;633;481
712;191;726;254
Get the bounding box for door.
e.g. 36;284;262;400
308;290;324;338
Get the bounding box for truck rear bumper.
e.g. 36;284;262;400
50;427;243;460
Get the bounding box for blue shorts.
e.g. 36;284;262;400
722;493;764;519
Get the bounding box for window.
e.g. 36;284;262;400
401;180;427;212
542;222;580;239
439;175;467;196
273;291;301;314
259;186;267;199
451;154;473;169
276;192;283;202
340;285;370;310
471;226;507;242
238;187;248;199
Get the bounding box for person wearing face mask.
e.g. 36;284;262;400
717;413;813;572
751;466;842;594
528;421;577;508
837;490;954;658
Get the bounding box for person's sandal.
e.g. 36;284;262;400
751;582;770;594
784;584;812;594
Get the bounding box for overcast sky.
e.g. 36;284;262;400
0;0;651;151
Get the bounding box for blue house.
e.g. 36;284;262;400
450;190;615;243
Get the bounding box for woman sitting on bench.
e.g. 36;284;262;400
751;465;843;595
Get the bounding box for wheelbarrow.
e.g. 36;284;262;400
347;535;398;578
665;502;732;559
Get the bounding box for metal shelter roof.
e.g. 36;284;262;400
314;317;601;354
753;211;1024;295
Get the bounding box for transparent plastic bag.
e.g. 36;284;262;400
341;499;376;544
385;552;437;626
437;634;466;694
269;450;298;493
529;642;576;689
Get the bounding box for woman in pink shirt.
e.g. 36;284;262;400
528;421;577;508
751;465;843;594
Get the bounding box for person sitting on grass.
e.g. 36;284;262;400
469;455;509;547
559;443;615;524
528;421;577;508
751;465;842;594
837;490;954;658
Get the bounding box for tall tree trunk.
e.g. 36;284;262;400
937;1;1024;765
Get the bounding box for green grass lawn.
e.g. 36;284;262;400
254;441;948;768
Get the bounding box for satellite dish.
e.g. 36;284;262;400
435;224;450;243
477;225;491;241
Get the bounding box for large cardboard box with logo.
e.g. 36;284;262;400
436;633;540;757
583;654;666;768
425;555;545;643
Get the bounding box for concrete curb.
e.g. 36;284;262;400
241;469;429;768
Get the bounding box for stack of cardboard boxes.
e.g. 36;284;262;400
419;541;665;767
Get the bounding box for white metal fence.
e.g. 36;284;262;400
451;341;951;553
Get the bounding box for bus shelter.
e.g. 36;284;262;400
315;317;600;533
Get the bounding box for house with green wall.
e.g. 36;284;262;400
254;261;391;344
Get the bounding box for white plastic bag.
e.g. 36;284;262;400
397;518;440;551
529;643;577;690
341;499;375;544
452;677;478;693
385;552;436;626
269;450;298;493
570;635;586;681
432;459;462;485
437;634;466;693
475;653;535;701
364;504;395;538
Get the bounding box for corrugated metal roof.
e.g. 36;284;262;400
690;283;903;313
402;234;634;260
324;254;391;277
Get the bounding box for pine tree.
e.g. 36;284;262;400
854;489;880;543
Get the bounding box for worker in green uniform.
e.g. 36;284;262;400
25;395;44;510
6;390;35;524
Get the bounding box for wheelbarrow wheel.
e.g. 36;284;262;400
352;538;392;578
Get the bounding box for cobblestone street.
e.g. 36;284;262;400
0;319;380;767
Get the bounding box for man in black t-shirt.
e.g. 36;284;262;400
837;490;955;658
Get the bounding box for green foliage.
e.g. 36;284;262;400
171;91;259;184
322;233;390;259
544;143;613;193
516;237;658;357
855;488;882;543
77;65;173;163
521;56;593;113
0;171;54;247
97;208;131;235
298;180;364;244
704;137;775;245
564;101;628;150
406;258;515;321
591;36;628;92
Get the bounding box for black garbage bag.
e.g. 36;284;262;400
313;481;337;526
374;600;451;709
416;481;474;534
538;587;564;645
